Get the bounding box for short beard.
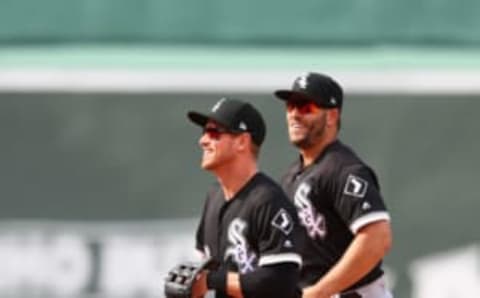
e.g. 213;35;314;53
292;137;313;149
291;115;327;149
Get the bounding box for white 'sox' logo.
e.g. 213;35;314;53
294;182;327;239
224;219;256;273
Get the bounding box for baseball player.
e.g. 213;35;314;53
187;98;302;298
273;73;393;298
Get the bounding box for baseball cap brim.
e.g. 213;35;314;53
274;90;318;103
187;111;238;132
187;111;209;127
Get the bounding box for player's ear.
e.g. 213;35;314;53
234;133;249;152
326;108;339;128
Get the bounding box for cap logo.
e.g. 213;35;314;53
212;98;226;112
296;75;308;89
239;121;247;130
330;97;337;105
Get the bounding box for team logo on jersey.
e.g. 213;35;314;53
271;208;294;235
344;174;368;198
224;218;257;274
294;182;327;239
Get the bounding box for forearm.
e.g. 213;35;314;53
308;221;392;297
226;273;243;298
240;263;299;298
208;263;299;298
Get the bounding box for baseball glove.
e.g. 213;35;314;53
164;258;218;298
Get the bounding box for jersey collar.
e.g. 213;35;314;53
297;139;340;170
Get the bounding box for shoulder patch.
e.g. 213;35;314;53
343;174;368;198
271;209;294;235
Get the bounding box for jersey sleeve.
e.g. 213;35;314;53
252;195;302;268
196;184;221;256
195;203;206;253
195;189;215;255
332;165;391;234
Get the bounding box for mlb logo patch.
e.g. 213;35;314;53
343;174;368;198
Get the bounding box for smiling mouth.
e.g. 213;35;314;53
290;123;306;131
204;145;218;154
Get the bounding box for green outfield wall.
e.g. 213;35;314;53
1;0;480;45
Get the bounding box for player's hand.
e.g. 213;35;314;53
164;259;218;298
191;270;208;298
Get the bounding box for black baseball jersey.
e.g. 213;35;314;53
196;172;302;295
281;140;391;291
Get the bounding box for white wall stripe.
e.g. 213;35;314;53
1;69;480;94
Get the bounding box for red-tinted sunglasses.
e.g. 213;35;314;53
202;126;233;140
286;100;320;114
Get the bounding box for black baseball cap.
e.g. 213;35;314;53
187;98;266;146
274;72;343;109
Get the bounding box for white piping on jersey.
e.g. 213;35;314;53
350;212;391;234
258;253;302;267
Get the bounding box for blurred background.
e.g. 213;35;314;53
1;1;479;297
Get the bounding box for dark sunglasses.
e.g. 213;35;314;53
286;100;320;114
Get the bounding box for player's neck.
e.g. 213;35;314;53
300;134;337;168
215;160;258;200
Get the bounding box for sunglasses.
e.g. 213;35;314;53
286;100;320;114
202;126;232;140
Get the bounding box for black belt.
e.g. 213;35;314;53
340;292;362;298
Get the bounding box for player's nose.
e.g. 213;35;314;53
287;108;302;122
199;132;210;147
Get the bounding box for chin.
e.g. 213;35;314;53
201;161;212;170
290;135;304;144
291;137;310;149
201;160;217;171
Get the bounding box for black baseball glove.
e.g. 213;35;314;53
164;259;218;298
